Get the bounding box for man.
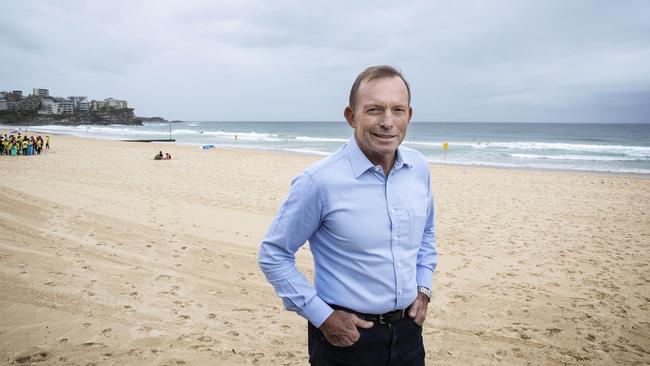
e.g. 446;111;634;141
259;65;437;365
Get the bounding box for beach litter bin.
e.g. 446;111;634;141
10;146;17;156
27;145;33;155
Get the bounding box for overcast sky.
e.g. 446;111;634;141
1;0;649;123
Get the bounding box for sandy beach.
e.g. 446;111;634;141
1;133;649;365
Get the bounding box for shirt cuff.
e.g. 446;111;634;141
302;295;334;328
416;267;433;291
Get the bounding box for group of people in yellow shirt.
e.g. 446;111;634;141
1;133;50;156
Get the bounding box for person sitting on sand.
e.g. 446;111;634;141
164;153;172;160
154;151;164;160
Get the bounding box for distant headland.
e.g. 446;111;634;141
0;88;168;126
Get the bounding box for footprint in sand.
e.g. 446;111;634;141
173;300;188;308
547;328;561;335
81;341;105;348
102;328;112;337
14;349;50;364
190;344;212;352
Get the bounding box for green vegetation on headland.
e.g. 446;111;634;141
0;109;168;126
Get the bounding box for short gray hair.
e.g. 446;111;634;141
348;65;411;109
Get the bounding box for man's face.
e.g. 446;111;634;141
344;76;412;166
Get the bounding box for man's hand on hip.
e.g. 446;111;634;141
319;310;374;347
408;292;429;326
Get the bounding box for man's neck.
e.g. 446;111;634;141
354;139;397;176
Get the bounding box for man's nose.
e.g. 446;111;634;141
379;112;395;129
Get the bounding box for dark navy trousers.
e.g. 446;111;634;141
308;317;425;366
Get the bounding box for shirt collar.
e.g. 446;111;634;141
346;136;412;178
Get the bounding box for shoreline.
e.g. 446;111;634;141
3;126;648;179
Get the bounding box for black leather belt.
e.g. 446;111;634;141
330;304;410;325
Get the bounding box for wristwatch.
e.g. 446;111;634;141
417;286;431;302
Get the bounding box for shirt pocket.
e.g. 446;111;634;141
408;199;428;249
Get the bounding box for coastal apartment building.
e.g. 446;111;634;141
104;98;128;109
0;90;23;111
57;98;74;114
39;98;56;114
32;88;49;97
7;90;22;101
39;97;75;114
18;95;40;112
90;100;105;111
1;88;129;114
69;96;90;112
91;98;128;111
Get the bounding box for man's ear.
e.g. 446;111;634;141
344;106;355;128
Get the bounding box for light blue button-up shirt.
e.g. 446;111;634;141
258;137;437;327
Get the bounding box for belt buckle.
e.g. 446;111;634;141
378;313;388;325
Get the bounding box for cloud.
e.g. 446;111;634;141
1;0;649;122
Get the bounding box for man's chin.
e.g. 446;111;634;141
372;145;399;157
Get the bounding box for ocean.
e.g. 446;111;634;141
16;121;650;174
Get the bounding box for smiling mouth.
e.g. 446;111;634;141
372;132;396;139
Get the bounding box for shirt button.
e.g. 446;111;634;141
396;263;401;268
399;290;403;294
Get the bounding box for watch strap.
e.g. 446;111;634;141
417;286;431;302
